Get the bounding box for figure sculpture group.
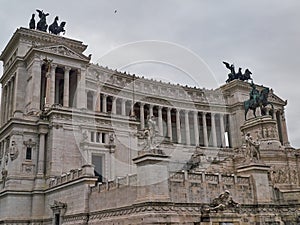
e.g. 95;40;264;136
223;61;252;83
29;9;66;35
205;190;239;212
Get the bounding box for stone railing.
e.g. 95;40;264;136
48;165;95;188
90;174;137;193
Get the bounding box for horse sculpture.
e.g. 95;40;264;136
244;87;274;120
223;61;253;83
36;9;49;32
49;16;66;35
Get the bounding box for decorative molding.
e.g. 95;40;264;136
36;45;89;61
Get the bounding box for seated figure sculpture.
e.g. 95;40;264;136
206;190;240;212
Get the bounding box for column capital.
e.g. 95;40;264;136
140;102;145;107
64;66;72;72
167;107;172;112
50;64;57;71
176;108;181;113
193;110;198;115
184;109;189;115
158;105;163;110
121;98;127;103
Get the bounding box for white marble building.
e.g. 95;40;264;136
0;27;299;225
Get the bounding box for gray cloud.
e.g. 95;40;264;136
0;0;299;147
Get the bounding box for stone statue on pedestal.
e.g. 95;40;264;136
244;132;260;162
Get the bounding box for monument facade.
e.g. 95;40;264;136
0;26;299;224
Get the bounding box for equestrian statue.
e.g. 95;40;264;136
244;81;274;120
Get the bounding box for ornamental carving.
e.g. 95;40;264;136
37;45;88;61
9;141;19;161
204;190;240;212
270;165;298;184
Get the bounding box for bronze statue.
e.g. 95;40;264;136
244;82;274;120
36;9;49;32
49;16;66;35
29;10;66;35
223;61;252;83
49;16;59;33
29;14;35;29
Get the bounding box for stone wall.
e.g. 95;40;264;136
89;174;138;211
169;171;253;204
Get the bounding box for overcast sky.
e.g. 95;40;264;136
0;0;300;148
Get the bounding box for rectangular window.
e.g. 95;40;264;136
92;155;103;182
96;132;100;143
55;213;60;225
26;147;32;160
90;131;95;142
102;133;106;143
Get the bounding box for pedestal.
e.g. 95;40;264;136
133;150;170;202
237;163;271;204
241;116;281;146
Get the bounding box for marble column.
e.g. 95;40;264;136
140;103;145;129
112;97;117;114
202;112;208;147
193;111;199;146
220;114;226;147
49;65;56;106
280;110;289;145
4;84;9;122
76;68;87;109
102;94;107;113
121;99;126;116
5;81;11;121
31;60;42;111
158;106;163;135
176;109;182;144
45;70;51;107
130;100;135;117
211;113;217;147
185;110;191;145
167;108;172;141
0;85;5;124
149;104;153;117
63;67;71;107
96;90;101;112
37;132;46;175
9;77;15;117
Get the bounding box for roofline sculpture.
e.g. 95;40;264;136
29;10;66;35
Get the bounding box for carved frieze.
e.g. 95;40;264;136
36;45;89;61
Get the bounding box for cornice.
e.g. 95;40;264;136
1;27;88;61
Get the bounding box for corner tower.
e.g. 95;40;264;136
0;27;91;188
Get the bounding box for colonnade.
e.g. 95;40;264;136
43;64;78;108
0;76;15;125
87;91;230;148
